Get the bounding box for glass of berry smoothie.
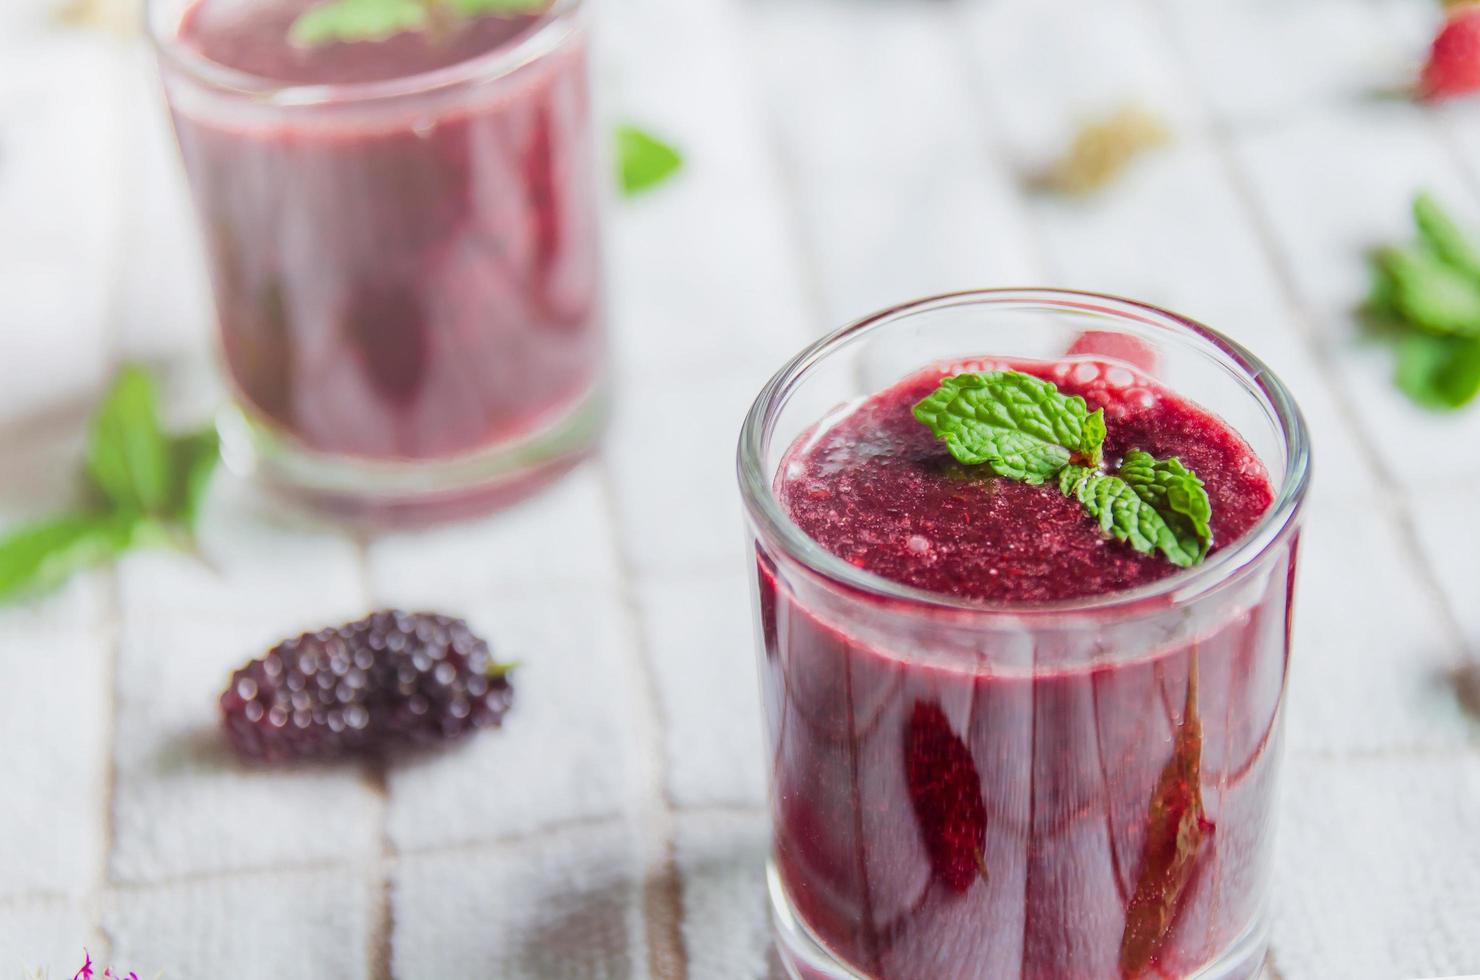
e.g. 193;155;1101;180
149;0;605;520
737;290;1310;980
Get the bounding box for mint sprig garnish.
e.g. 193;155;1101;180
289;0;546;47
912;370;1105;483
616;124;683;197
914;370;1213;568
0;366;220;604
1366;192;1480;409
1061;450;1211;568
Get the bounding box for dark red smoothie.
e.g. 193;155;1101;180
758;358;1292;979
163;0;603;462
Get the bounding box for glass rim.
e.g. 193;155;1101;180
146;0;583;107
736;287;1312;619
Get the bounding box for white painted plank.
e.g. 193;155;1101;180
964;0;1199;162
115;474;364;638
638;570;766;810
0;630;108;898
1273;754;1480;980
0;898;95;978
600;0;811;381
753;0;991;180
0;36;118;424
751;0;1039;323
368;464;620;599
110;614;381;882
605;362;766;575
111;47;215;361
1285;497;1471;755
1408;485;1480;652
105;869;373;978
674;810;773;980
1157;0;1406;128
392;825;645;978
382;591;641;851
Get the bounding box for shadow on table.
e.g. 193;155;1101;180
510;817;783;979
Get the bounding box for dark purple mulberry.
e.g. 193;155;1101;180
221;610;514;762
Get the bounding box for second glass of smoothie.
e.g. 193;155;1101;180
150;0;605;519
738;290;1310;980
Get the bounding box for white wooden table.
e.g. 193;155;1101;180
2;0;1479;976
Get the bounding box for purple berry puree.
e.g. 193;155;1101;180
757;357;1295;979
169;0;602;460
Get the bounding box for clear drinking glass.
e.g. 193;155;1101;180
737;290;1310;980
149;0;605;520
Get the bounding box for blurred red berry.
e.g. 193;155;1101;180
904;701;988;893
1422;7;1480;100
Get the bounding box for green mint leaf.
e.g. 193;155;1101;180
445;0;547;14
1363;253;1402;323
290;0;428;46
1396;332;1480;410
1376;245;1480;337
1059;457;1209;568
1436;337;1480;407
1118;450;1212;564
913;371;1106;484
86;366;170;515
1414;191;1480;282
167;428;221;532
616;124;683;197
0;513;136;603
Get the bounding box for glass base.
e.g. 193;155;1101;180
768;861;1270;980
218;380;608;526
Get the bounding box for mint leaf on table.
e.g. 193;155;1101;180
0;366;221;605
616;124;683;197
1396;331;1480;409
1375;245;1480;337
1368;192;1480;410
290;0;429;46
1414;191;1480;281
912;371;1106;483
168;428;223;532
86;365;171;514
0;514;135;603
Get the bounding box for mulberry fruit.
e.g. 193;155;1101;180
221;610;514;762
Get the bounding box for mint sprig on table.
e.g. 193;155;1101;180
1367;192;1480;410
616;124;683;197
914;370;1213;568
290;0;547;47
0;367;220;604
